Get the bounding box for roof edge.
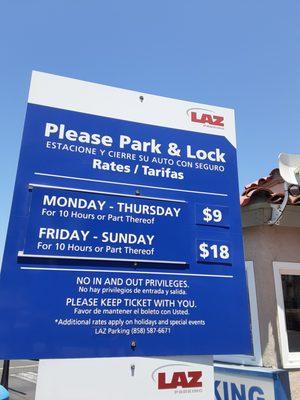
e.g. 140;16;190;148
242;204;300;228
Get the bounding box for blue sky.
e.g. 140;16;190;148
0;1;300;256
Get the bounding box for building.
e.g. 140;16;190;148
215;168;300;400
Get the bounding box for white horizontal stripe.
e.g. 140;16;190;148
28;183;186;203
18;252;187;265
34;172;227;197
0;364;38;371
20;266;233;279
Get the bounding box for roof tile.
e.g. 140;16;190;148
240;168;300;206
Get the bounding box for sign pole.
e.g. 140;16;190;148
0;360;9;389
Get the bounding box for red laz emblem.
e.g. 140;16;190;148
158;371;202;389
191;111;224;127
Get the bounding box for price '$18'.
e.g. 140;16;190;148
197;241;231;264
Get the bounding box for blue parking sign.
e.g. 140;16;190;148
0;71;251;359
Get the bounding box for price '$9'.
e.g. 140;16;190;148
202;207;222;223
197;240;231;264
196;204;228;227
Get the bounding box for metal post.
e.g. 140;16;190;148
0;360;10;389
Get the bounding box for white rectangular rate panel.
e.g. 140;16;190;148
35;356;214;400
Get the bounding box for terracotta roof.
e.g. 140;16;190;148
240;168;300;207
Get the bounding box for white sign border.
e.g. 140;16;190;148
28;71;236;147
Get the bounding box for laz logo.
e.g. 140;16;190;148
188;108;224;127
158;371;202;390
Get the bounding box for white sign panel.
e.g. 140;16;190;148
35;356;213;400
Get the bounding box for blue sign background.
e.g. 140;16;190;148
0;103;251;359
